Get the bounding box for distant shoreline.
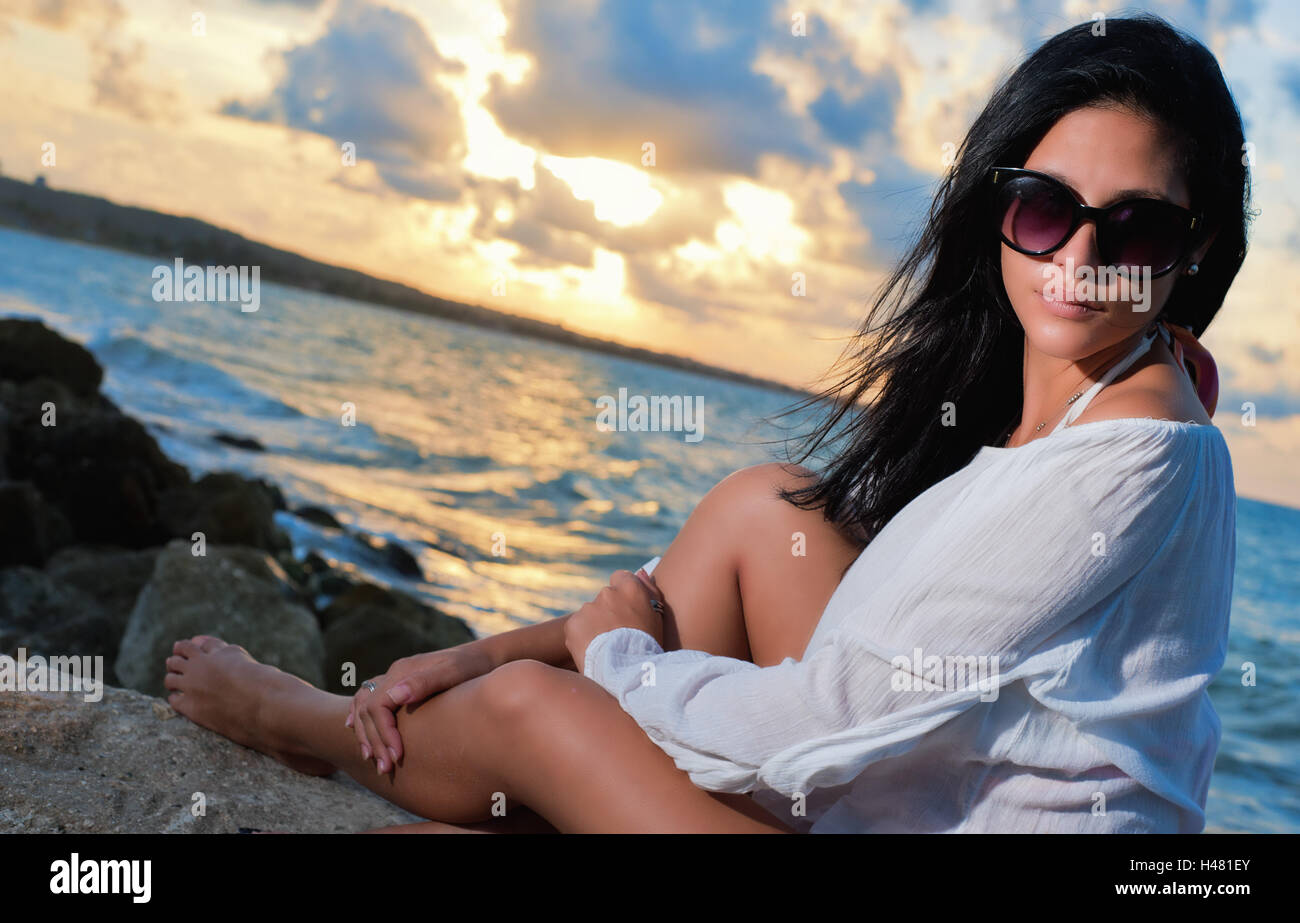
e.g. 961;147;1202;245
0;176;815;399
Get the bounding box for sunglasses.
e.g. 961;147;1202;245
989;167;1202;278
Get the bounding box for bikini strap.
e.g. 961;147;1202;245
1050;325;1164;433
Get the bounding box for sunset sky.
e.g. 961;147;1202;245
0;0;1297;506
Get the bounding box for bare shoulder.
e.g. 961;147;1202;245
1072;339;1213;427
1074;386;1212;426
695;463;818;522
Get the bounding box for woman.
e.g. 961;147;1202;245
164;14;1247;833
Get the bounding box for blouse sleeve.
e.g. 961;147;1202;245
582;423;1214;796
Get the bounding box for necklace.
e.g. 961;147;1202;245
998;326;1163;448
1000;350;1128;448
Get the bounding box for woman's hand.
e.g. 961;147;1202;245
346;642;496;773
564;568;666;674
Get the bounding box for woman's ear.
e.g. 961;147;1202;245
1190;226;1219;268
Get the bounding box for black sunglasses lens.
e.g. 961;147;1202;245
998;176;1074;253
1100;201;1188;274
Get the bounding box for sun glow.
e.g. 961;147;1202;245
540;155;664;226
575;248;627;303
716;180;808;262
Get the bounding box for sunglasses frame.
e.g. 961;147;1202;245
988;167;1203;278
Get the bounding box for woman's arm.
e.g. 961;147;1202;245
482;554;663;671
479;614;576;671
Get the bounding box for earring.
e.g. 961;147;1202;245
1185;263;1200;276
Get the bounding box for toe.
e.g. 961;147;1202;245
164;655;187;674
195;636;226;653
164;670;184;692
172;639;198;658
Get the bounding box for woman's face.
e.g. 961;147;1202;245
999;104;1196;361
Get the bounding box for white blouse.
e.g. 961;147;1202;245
583;417;1236;833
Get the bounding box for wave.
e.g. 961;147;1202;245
91;332;304;421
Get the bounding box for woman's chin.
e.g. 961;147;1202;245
1016;315;1103;360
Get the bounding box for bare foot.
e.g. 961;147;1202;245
164;635;336;777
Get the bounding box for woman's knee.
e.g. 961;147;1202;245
712;462;816;511
708;463;847;555
690;463;817;550
474;659;585;727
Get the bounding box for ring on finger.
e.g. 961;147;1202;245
362;680;378;693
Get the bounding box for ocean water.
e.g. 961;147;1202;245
1;226;1295;833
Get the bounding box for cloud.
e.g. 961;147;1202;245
1281;63;1300;114
485;0;821;176
810;78;899;147
1219;0;1266;28
1246;342;1284;365
0;0;183;122
462;160;732;264
0;0;123;29
222;0;467;200
501;217;596;268
90;37;186;123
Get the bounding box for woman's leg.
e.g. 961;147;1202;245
164;463;863;832
643;462;866;821
166;639;793;832
653;462;865;665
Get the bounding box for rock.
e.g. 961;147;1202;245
158;472;289;553
0;481;73;567
0;685;424;833
352;531;423;578
319;583;475;695
257;478;287;511
0;400;9;480
274;550;311;591
0;318;103;398
273;548;351;605
294;505;343;529
301;550;333;575
115;541;325;697
0;568;122;685
44;545;161;643
211;431;264;452
308;569;356;601
2;380;191;547
423;535;481;563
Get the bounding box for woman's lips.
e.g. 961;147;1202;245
1039;291;1103;319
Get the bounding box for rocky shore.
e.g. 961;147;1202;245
0;317;475;832
0;685;424;833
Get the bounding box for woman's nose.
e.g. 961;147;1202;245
1047;219;1103;288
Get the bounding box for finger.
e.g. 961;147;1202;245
359;708;381;770
610;569;643;598
348;681;375;732
360;709;389;773
194;636;224;653
633;568;663;602
372;703;403;765
386;664;450;707
352;695;373;761
613;568;655;606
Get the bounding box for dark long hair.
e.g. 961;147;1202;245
780;14;1252;543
